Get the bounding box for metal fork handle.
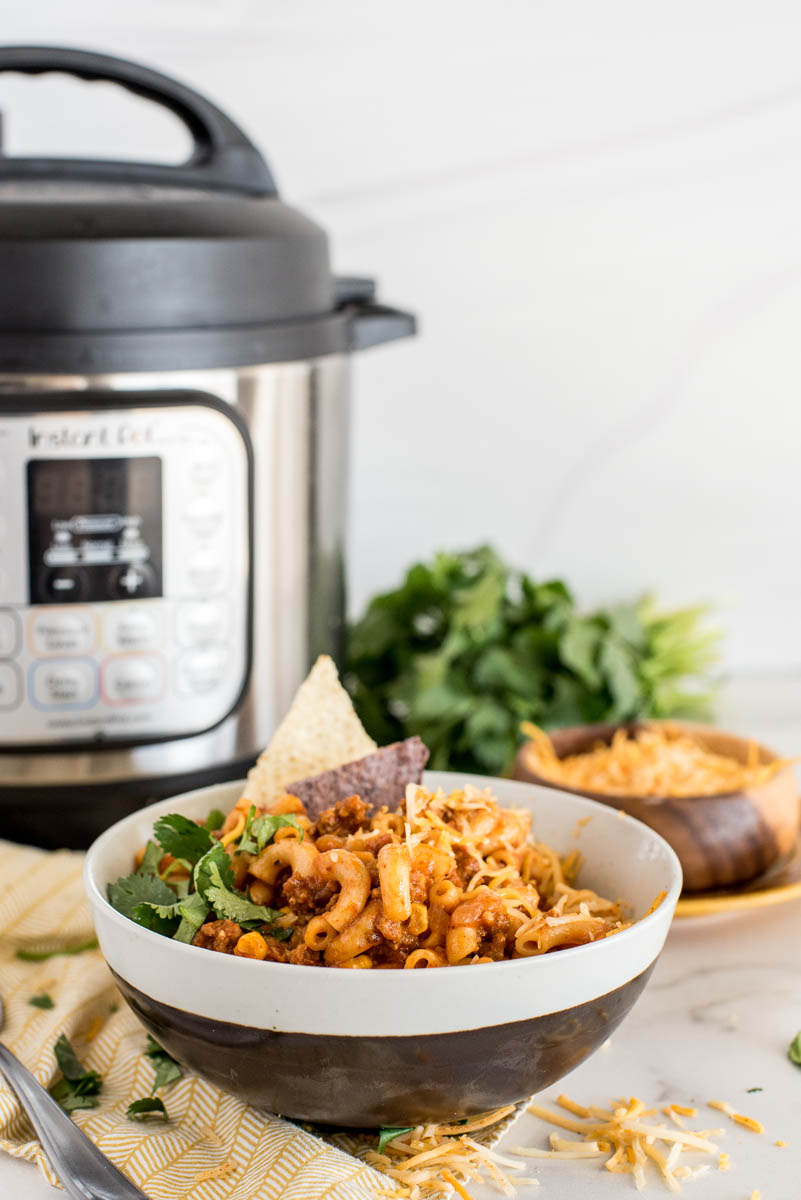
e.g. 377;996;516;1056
0;1042;150;1200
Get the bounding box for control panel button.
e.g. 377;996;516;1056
176;647;228;696
109;563;158;599
31;609;95;656
186;550;226;595
183;497;223;539
43;567;88;602
103;654;165;704
0;662;21;710
188;444;223;489
105;606;160;652
177;601;228;647
32;660;96;708
0;608;21;657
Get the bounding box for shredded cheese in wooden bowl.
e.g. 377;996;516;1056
521;721;795;800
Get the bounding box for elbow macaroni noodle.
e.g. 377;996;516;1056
211;783;628;967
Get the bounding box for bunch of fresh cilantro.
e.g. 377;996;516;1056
108;807;301;944
346;545;720;776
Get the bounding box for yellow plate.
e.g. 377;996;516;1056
675;833;801;916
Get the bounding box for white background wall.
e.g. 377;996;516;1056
2;1;800;677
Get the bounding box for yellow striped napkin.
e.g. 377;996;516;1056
0;839;390;1199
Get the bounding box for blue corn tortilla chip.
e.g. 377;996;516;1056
286;737;429;820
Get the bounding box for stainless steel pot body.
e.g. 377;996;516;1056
0;355;350;841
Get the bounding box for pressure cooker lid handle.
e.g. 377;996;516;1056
0;44;277;195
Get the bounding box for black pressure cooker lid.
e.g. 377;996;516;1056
0;46;415;373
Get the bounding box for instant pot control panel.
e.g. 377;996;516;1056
0;396;251;746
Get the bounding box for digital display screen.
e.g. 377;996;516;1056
30;458;157;518
27;457;163;604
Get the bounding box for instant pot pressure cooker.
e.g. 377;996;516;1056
0;46;415;846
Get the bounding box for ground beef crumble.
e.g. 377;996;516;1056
287;943;322;966
314;794;372;838
281;873;338;915
192;919;242;953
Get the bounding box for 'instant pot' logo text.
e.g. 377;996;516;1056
28;424;156;449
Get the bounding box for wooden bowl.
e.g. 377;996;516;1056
514;721;800;893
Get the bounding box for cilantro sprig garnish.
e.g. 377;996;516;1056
238;807;303;856
153;813;214;866
108;870;179;933
108;805;293;945
203;858;285;929
49;1034;102;1113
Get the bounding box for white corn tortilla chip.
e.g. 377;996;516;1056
243;655;376;808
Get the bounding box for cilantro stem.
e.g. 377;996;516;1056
17;938;98;962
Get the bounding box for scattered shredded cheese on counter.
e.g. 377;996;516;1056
515;1096;726;1194
708;1099;765;1134
365;1092;738;1198
366;1106;524;1198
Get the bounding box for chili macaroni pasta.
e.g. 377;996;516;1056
198;784;627;967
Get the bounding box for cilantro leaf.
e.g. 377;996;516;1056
127;1097;168;1121
377;1126;414;1153
28;993;54;1009
193;842;235;898
171;876;190;901
137;840;163;876
268;925;294;941
134;891;209;945
16;939;98;962
53;1033;92;1081
108;869;180;934
50;1078;101;1112
173;891;210;944
153;813;213;866
130;904;179;937
203;858;285;928
144;1036;183;1092
204;808;226;833
789;1031;801;1066
238;809;303;856
237;805;259;854
49;1035;102;1113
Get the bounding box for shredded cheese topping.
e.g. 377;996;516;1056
521;721;794;798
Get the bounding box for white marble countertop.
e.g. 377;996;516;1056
3;678;800;1199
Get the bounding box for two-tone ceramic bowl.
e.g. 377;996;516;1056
84;772;682;1127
